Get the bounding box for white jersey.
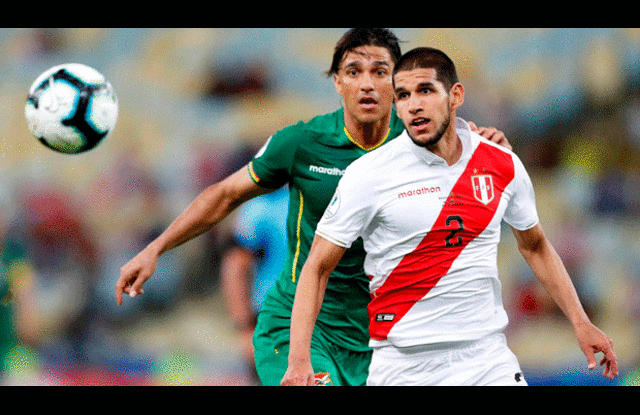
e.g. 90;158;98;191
316;118;539;348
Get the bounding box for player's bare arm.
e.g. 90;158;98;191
512;223;619;379
115;165;271;305
281;235;347;386
221;246;257;331
220;245;258;364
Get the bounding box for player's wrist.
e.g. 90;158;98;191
567;307;591;328
571;316;593;332
287;341;312;365
288;352;311;367
146;238;167;257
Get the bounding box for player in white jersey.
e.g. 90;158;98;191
281;47;618;386
318;116;533;349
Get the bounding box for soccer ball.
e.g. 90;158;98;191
24;63;118;154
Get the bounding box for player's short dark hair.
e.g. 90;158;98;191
326;28;403;77
392;47;459;91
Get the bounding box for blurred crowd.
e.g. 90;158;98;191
1;28;640;386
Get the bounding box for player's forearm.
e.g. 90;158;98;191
520;237;590;328
288;236;344;365
288;268;326;363
153;182;240;256
221;248;256;330
151;167;267;257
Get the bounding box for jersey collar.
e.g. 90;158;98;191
402;117;474;166
335;108;399;151
343;126;391;151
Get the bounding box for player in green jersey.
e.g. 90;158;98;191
116;28;511;386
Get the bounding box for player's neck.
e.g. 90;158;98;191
427;129;462;166
344;113;391;150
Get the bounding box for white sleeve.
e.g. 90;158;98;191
503;153;540;231
315;164;374;248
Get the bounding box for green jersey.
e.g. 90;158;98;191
248;108;406;352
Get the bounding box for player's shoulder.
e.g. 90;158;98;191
274;108;341;142
457;118;510;156
469;128;513;155
470;130;529;175
469;128;517;159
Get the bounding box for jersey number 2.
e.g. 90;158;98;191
445;215;464;247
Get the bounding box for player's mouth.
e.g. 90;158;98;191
358;96;379;110
410;117;431;132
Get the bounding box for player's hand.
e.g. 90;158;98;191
468;121;512;151
280;359;315;386
574;321;619;380
115;245;159;305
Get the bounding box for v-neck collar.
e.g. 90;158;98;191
401;117;474;167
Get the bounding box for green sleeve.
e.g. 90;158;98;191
249;122;302;189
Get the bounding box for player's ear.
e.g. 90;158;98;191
333;73;344;98
450;82;465;111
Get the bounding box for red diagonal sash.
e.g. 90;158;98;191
368;142;515;341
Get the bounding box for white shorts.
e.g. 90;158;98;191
367;333;527;386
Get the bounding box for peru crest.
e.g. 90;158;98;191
471;174;494;205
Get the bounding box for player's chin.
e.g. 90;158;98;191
355;107;386;124
408;130;441;148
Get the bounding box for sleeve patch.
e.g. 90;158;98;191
248;162;261;184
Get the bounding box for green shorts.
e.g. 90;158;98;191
253;311;372;386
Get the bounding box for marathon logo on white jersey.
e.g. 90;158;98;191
309;165;346;176
398;186;441;199
472;174;494;205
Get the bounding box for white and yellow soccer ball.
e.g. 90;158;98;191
24;63;118;154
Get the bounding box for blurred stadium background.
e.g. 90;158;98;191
0;28;639;386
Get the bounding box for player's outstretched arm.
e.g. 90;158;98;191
115;165;271;305
281;235;347;386
512;223;619;380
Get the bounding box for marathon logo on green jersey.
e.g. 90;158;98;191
309;165;346;176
